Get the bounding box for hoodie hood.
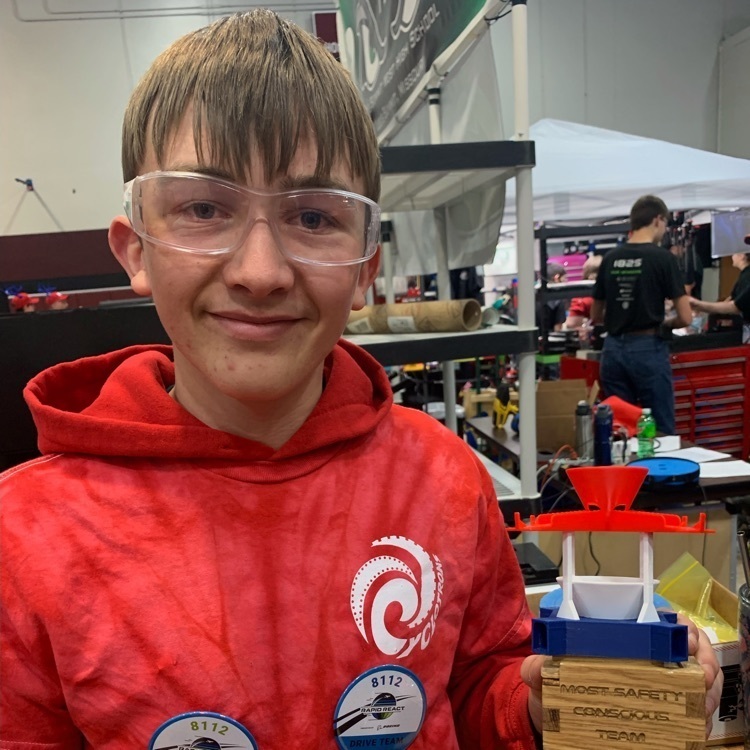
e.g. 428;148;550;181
25;341;393;475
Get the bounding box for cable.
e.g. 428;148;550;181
485;1;512;25
539;444;578;487
588;532;601;575
547;487;573;514
699;483;709;506
117;0;135;91
539;478;575;514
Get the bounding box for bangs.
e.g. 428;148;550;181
123;11;380;201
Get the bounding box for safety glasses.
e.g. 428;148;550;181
124;171;381;267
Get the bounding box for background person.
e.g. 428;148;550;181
535;262;567;332
591;195;692;434
563;253;602;337
689;244;750;343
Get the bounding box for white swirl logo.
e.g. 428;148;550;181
350;536;443;658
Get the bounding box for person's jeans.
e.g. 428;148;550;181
600;334;675;434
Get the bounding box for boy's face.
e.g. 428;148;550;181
110;115;379;412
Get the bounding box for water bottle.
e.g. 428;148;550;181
575;400;593;461
593;403;613;466
636;408;657;458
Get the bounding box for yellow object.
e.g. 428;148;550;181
656;552;736;643
492;383;518;429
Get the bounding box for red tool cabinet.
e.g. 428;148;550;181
560;346;750;459
670;347;750;458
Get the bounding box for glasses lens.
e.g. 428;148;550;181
131;173;378;265
135;174;247;252
277;192;374;264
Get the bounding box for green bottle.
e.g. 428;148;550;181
636;408;656;458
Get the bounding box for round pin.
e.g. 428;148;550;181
333;665;426;750
149;711;258;750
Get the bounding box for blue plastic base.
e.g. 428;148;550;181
533;607;688;663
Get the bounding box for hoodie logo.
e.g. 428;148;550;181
350;536;443;658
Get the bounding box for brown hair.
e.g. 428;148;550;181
121;10;381;200
629;195;668;232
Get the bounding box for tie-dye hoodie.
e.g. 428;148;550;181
1;342;535;750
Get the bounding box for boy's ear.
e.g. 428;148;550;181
352;244;381;310
108;216;152;297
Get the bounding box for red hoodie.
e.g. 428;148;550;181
1;342;535;750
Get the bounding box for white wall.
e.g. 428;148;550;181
0;0;333;237
719;24;750;159
490;0;750;151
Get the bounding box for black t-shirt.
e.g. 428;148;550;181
592;242;686;336
730;266;750;322
535;298;566;331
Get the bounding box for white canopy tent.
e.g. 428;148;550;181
502;119;750;225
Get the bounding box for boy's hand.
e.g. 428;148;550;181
679;613;723;737
520;654;545;734
520;615;724;739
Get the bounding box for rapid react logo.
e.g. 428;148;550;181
350;536;443;658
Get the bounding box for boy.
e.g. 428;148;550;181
535;262;567;333
591;195;692;434
1;11;719;750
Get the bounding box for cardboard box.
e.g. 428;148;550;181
536;379;588;453
704;578;742;746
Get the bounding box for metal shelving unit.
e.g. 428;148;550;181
347;325;537;366
379;141;535;212
356;139;539;502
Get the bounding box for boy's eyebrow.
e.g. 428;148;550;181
166;164;236;181
279;174;351;192
162;165;353;193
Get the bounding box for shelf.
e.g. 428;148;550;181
379;141;535;212
536;221;631;240
346;325;538;366
538;280;595;302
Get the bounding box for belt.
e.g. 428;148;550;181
619;328;659;336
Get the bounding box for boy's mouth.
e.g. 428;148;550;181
208;310;301;341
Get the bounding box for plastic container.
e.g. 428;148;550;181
556;575;660;620
636;408;657;458
593;403;613;466
574;400;593;461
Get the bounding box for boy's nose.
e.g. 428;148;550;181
221;218;295;295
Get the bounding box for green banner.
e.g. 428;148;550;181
338;0;488;135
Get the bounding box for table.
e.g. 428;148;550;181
468;413;750;509
469;415;750;589
466;416;523;473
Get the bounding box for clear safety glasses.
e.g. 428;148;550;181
123;171;381;267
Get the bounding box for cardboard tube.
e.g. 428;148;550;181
481;306;500;326
345;308;373;333
345;300;482;334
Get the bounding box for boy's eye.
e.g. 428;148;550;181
190;202;217;220
299;210;324;229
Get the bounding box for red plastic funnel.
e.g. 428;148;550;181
566;466;648;513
